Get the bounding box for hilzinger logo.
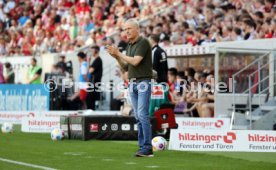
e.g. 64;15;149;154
181;120;225;129
28;112;35;117
178;132;236;144
223;132;236;143
215;120;224;128
248;134;276;143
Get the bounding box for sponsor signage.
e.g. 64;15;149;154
111;124;119;131
0;84;50;111
121;124;131;131
21;116;60;133
151;85;165;99
0;111;77;124
70;124;82;131
175;118;230;130
0;112;29;124
169;130;276;152
134;124;138;131
20;111;78;132
90;124;99;132
101;124;108;131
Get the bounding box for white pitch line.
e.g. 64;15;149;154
63;152;86;156
145;165;160;168
0;157;57;170
125;162;137;165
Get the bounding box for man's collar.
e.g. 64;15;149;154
129;36;142;45
152;44;158;49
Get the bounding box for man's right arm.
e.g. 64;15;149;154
116;56;128;72
153;50;160;71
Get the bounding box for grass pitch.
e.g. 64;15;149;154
0;126;276;170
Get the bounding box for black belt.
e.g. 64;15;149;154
129;78;152;82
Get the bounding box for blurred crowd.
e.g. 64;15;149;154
0;0;274;57
142;0;276;46
0;0;174;57
168;67;215;117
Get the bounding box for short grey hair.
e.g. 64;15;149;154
125;18;139;29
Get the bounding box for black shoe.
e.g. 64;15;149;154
133;148;142;157
135;150;154;157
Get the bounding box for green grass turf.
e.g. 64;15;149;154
0;126;276;170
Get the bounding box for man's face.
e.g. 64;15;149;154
168;71;176;83
31;60;35;67
123;22;139;41
91;48;97;56
148;37;154;47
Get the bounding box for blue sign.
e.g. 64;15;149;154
0;84;50;111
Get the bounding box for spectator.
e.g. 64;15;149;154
0;0;274;56
185;67;196;83
27;58;42;84
243;19;257;40
87;45;103;110
0;37;6;56
264;0;275;12
231;27;243;41
33;38;46;56
110;68;128;111
18;10;30;27
272;18;276;38
21;36;33;55
69;17;78;42
76;0;91;18
185;30;197;45
56;55;67;73
68;51;89;109
4;0;16;15
167;67;178;103
149;34;168;83
0;62;4;84
85;31;96;46
50;64;59;74
4;62;14;84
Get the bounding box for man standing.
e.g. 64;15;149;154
87;45;103;110
149;34;168;83
28;58;42;84
4;62;15;84
56;55;67;73
68;52;88;109
107;19;153;157
0;62;5;84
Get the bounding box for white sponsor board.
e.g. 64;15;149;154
169;130;276;152
20;111;79;133
0;110;119;124
18;110;119;132
21;116;60;133
0;112;29;124
0;111;78;124
175;118;230;130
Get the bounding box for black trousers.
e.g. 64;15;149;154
86;90;100;110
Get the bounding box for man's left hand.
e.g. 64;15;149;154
106;45;120;58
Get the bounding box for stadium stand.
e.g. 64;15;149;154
0;0;274;57
0;0;275;119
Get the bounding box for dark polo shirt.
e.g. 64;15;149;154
126;36;153;80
